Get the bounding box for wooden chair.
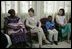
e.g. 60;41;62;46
40;17;49;39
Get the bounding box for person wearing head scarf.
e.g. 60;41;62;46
4;9;27;45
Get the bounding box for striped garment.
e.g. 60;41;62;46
4;16;27;44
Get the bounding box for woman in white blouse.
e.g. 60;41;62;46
26;8;50;48
56;9;71;43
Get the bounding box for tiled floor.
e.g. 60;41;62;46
32;41;71;48
10;40;71;48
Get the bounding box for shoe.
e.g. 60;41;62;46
50;42;53;45
54;41;58;45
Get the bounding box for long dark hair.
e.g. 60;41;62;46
59;9;65;16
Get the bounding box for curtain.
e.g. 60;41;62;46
1;1;71;28
1;1;32;28
1;1;32;14
44;1;71;21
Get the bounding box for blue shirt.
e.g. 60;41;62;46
45;21;55;30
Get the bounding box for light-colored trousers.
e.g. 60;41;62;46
31;27;47;45
47;29;58;42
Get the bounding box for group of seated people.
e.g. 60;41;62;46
1;8;71;48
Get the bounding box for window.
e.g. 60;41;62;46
1;1;5;13
1;1;32;14
44;1;55;15
20;1;32;13
30;1;32;8
6;1;11;13
65;1;71;13
44;1;71;14
11;1;18;13
20;1;28;13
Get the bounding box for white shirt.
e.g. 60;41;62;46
26;16;39;29
56;15;66;25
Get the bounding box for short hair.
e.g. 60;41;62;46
48;15;52;19
59;8;65;16
28;8;34;13
8;9;15;14
48;15;52;21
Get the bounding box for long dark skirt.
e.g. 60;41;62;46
10;30;27;45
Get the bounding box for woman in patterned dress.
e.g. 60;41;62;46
4;9;27;45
